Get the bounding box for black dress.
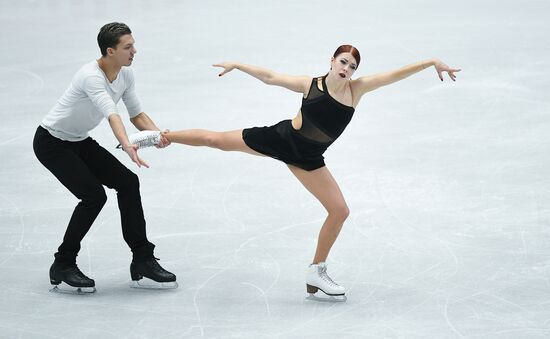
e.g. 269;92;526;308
242;75;355;171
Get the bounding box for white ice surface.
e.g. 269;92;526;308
1;0;550;338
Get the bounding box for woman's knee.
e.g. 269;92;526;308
205;132;231;151
203;132;219;148
329;204;350;222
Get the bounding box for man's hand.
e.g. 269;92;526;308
155;129;171;148
122;144;150;168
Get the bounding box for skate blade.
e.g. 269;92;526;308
130;277;178;290
49;282;96;295
306;284;346;302
306;293;347;303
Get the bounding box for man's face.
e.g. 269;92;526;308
109;34;136;67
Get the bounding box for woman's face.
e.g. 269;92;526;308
330;52;358;80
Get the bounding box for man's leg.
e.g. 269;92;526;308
33;127;107;264
33;127;102;291
79;137;154;261
79;138;176;287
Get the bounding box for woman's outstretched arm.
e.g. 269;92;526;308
352;59;461;99
213;62;311;95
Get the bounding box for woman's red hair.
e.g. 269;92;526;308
333;45;361;67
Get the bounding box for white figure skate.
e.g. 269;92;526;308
116;130;161;150
306;262;346;301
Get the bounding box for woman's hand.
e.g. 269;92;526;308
433;59;461;81
213;62;237;76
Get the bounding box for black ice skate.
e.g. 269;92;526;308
49;262;96;294
130;257;177;289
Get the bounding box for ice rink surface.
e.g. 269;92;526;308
1;0;550;338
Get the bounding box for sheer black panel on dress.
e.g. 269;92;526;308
296;76;354;144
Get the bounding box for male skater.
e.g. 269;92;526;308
33;22;176;292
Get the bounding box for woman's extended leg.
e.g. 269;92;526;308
163;129;263;156
287;165;349;264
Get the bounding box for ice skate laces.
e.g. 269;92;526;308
130;131;161;149
319;265;340;287
66;265;92;281
117;131;161;149
150;257;162;270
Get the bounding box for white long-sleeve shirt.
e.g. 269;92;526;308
41;60;142;141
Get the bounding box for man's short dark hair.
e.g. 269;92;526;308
97;22;132;57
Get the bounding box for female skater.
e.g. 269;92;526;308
158;45;460;297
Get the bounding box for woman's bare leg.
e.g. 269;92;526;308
287;165;349;264
163;129;263;156
166;130;348;261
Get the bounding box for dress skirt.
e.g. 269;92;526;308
242;119;328;171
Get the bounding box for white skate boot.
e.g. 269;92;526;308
306;262;346;300
116;130;161;150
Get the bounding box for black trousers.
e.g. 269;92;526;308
33;126;155;264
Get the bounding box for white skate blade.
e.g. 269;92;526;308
130;277;178;290
306;293;347;303
49;282;96;294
